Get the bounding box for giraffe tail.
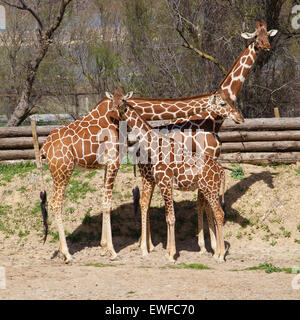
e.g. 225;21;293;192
132;165;140;217
39;147;48;244
221;168;226;211
132;185;140;216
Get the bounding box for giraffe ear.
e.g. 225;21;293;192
267;29;278;37
124;91;133;100
241;31;256;39
105;92;113;100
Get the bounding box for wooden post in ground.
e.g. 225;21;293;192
274;107;280;118
30;118;41;168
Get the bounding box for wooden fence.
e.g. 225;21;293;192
0;118;300;164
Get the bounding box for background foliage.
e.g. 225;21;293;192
0;0;299;121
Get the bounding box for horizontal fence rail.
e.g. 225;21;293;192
0;118;300;164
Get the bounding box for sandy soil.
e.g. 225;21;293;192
0;162;300;300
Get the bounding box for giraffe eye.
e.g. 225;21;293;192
221;103;226;107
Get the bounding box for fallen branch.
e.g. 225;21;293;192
260;201;281;222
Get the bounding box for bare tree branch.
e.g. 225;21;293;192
2;0;74;126
176;26;227;75
167;0;227;75
0;0;44;30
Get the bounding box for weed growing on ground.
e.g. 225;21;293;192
85;170;98;179
294;167;300;175
82;208;92;225
66;180;96;201
230;167;245;180
241;262;300;274
84;263;116;267
168;263;211;270
0;162;36;182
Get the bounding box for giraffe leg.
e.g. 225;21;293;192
206;204;217;252
196;190;207;254
208;201;226;262
158;183;176;263
139;171;155;256
100;163;119;260
50;165;74;263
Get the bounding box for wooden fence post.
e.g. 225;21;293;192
274;107;280;118
30;118;41;168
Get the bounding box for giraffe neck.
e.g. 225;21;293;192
219;42;258;103
127;95;218;121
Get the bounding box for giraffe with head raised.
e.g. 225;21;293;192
39;85;241;263
39;22;276;263
106;89;229;262
133;21;278;256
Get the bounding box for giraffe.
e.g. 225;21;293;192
39;22;276;263
39;85;240;263
135;21;278;256
106;89;228;262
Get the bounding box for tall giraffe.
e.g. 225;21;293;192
39;86;239;263
106;89;227;262
135;21;278;255
40;22;276;263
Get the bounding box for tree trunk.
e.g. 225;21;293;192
6;48;47;127
4;0;73;127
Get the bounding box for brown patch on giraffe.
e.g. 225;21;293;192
221;77;231;88
231;80;243;95
246;56;254;66
233;67;242;78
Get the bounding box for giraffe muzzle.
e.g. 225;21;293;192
232;113;245;124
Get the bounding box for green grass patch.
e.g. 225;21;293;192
72;168;83;178
30;201;41;215
66;180;96;201
49;231;59;243
237;262;300;274
84;262;116;267
0;205;12;216
17;186;27;193
169;263;211;270
0;162;36;182
85;170;98;179
82;208;92;225
66;207;76;214
18;230;30;238
230;167;245;180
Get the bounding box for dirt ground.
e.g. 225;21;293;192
0;162;300;300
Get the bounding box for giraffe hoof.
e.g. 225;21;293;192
109;254;120;261
99;246;108;256
213;255;225;263
199;248;208;255
65;256;73;264
141;247;149;257
142;252;149;258
165;253;176;264
149;245;155;252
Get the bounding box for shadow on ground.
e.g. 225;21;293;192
66;170;276;257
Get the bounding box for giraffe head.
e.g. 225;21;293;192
241;21;278;51
105;89;133;117
210;90;244;124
